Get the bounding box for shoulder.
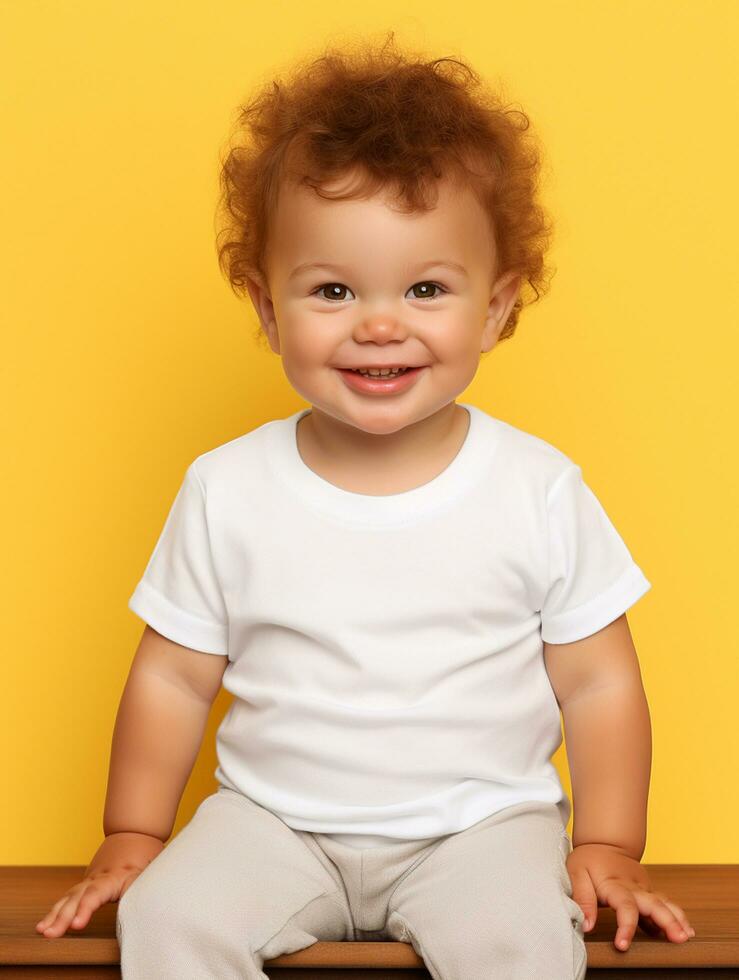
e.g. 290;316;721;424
472;405;579;495
187;416;280;491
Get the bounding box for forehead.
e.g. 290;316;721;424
267;172;494;275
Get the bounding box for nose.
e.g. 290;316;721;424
353;312;409;344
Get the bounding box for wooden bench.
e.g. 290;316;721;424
1;866;737;978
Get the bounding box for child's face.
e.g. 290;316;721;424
247;169;520;436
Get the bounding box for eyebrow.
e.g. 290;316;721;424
288;260;469;281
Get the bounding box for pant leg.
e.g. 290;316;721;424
116;786;352;980
383;800;587;980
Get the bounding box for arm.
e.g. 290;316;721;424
543;613;694;949
38;626;228;938
103;624;229;842
562;683;651;859
544;613;651;859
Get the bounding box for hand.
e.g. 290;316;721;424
35;832;164;938
566;842;696;951
35;868;141;938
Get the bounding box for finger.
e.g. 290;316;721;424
36;895;74;933
39;893;84;937
600;883;640;950
661;899;696;938
568;867;598;931
637;891;672;934
36;896;70;929
638;894;694;943
630;893;692;944
55;885;104;935
647;892;695;933
66;887;103;930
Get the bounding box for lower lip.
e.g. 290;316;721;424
337;367;426;395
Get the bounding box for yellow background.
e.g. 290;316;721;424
2;1;737;864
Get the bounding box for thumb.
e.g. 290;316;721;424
569;867;598;931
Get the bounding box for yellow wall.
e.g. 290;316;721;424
2;1;737;864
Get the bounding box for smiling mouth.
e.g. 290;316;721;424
342;366;417;376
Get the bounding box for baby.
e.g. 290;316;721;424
36;33;695;979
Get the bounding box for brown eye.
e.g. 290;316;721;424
315;283;353;301
313;281;446;302
409;282;445;301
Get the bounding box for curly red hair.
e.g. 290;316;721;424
215;32;555;348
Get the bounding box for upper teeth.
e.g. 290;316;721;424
356;367;407;376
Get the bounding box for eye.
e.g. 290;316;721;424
313;283;355;302
312;281;447;302
408;281;446;301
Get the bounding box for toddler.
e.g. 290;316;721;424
36;32;695;979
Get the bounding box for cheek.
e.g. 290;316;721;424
282;336;334;372
283;311;344;362
430;331;481;365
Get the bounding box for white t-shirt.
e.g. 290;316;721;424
128;402;651;847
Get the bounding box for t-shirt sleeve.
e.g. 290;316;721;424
127;462;229;655
539;464;651;644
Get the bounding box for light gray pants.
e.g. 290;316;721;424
116;787;586;980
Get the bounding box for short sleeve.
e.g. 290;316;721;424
128;462;229;655
539;465;651;644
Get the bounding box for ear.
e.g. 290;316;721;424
480;271;521;353
245;274;280;355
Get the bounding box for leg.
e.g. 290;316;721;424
384;800;587;980
116;787;351;979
